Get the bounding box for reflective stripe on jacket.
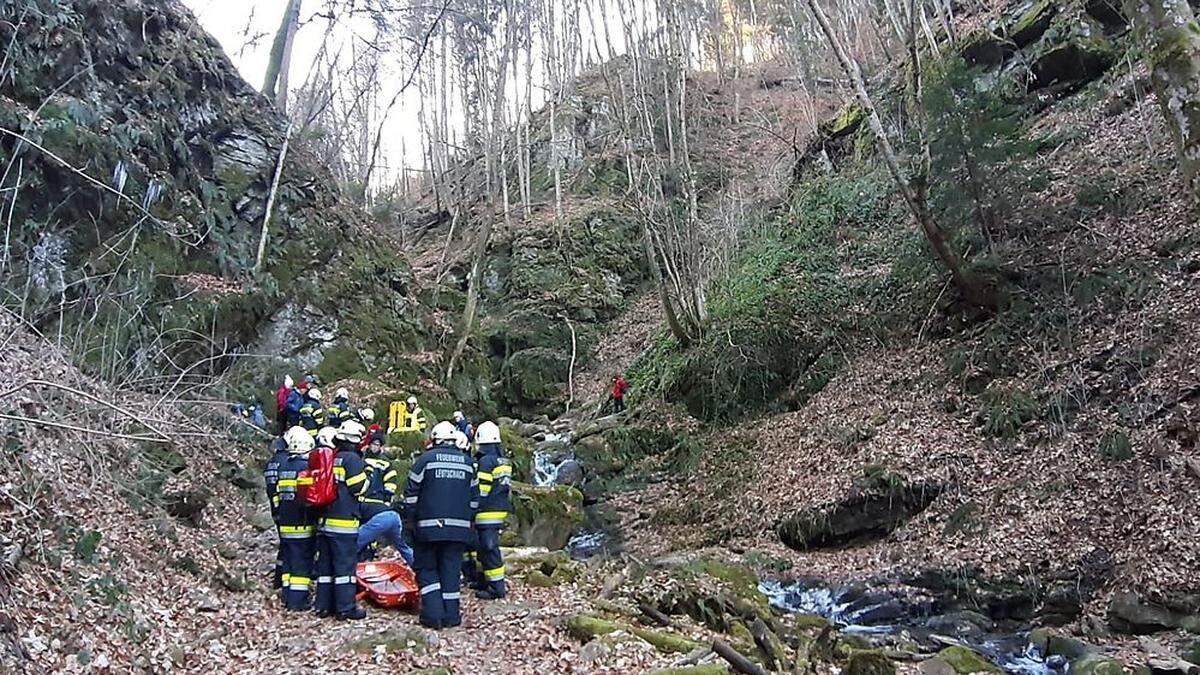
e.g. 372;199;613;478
402;444;478;544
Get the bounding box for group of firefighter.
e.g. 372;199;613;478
264;374;510;628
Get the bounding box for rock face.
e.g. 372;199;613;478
0;0;430;394
776;482;943;550
506;482;585;549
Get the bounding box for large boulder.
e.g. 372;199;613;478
506;482;584;550
1109;591;1200;634
776;481;943;550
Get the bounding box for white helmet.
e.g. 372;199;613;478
308;387;322;401
358;407;375;422
453;410;465;422
336;420;366;444
430;421;457;444
285;426;314;453
407;396;418;406
284;374;294;389
454;430;469;450
316;426;338;447
475;421;501;445
336;387;349;400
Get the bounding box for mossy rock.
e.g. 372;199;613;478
566;614;622;642
500;424;534;482
933;646;1002;674
791;613;832;631
630;626;701;654
1071;654;1128;675
846;651;897;675
405;668;452;675
646;666;730;675
819;104;865;140
1030;628;1095;659
510;482;584;549
346;628;430;655
1007;0;1057;47
525;570;557;587
961;29;1014;67
1029;40;1116;91
659;557;773;631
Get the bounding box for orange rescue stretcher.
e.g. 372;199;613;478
355;560;420;610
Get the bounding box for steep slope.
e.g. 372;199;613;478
0;0;434;403
603;0;1200;649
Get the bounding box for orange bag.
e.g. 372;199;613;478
356;560;420;610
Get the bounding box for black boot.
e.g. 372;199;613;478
419;617;442;630
475;581;506;600
338;607;366;620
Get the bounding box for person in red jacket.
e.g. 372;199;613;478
275;375;294;435
611;374;629;413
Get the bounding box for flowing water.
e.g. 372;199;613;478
759;580;1063;675
532;433;571;487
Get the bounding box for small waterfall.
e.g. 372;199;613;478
533;450;561;486
532;432;571;487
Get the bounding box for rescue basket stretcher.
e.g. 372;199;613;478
355;559;420;610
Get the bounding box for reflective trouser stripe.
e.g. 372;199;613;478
281;573;291;585
417;518;471;529
420;583;441;595
443;592;461;600
320;518;359;534
290;576;311;590
279;525;315;535
317;576;333;583
475;511;507;525
333;576;356;584
484;566;505;581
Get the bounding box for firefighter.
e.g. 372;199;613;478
314;420;369;620
276;427;317;610
327;387;354;427
263;434;290;589
357;436;414;565
402;422;478;629
389;395;428;433
298;387;327;436
472;421;511;599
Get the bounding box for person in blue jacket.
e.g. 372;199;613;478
471;421;511;600
314;420;368;620
401;422;478;629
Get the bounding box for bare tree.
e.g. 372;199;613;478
1125;0;1200;199
263;0;303;111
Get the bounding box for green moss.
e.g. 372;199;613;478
1071;655;1127;675
509;482;584;549
936;646;1002;674
1007;0;1057;46
979;384;1040;438
566;614;622;642
524;570;557;587
845;651;897;675
630;626;701;654
500;424;534;482
819;104;865;139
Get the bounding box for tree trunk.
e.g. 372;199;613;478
804;0;992;307
262;0;301;111
1125;0;1200;197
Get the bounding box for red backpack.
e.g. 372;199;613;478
300;445;337;507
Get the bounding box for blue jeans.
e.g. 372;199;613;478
356;511;414;565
